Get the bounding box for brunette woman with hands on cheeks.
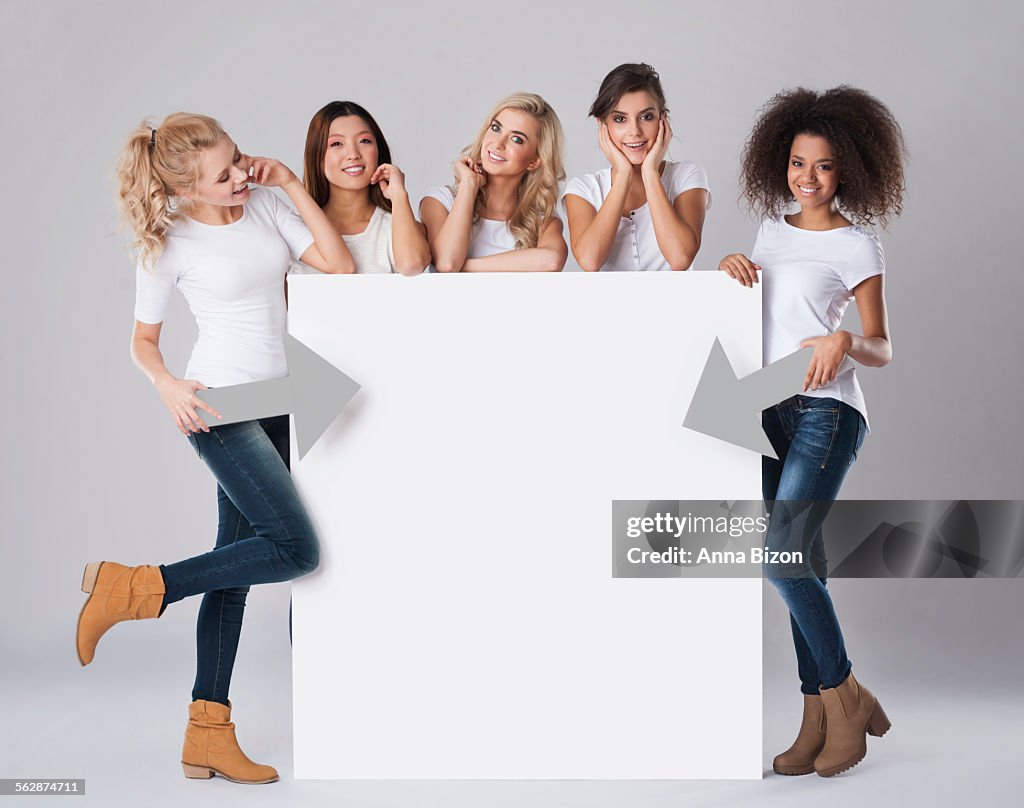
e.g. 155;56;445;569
564;63;711;271
721;87;907;779
420;92;567;272
77;113;349;786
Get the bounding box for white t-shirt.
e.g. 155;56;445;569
752;217;886;428
421;185;517;257
134;186;315;388
292;205;398;274
342;206;397;273
562;160;711;271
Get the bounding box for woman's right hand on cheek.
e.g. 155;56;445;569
598;121;633;183
453;156;485;191
155;376;223;435
718;254;760;287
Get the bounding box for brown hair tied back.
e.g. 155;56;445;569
589;63;668;119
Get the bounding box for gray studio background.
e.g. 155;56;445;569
2;1;1022;806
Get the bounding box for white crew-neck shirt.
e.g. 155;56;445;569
292;205;399;274
134;186;315;388
562;160;711;271
421;185;519;257
341;206;397;273
752;216;886;428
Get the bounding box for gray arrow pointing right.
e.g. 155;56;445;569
197;334;361;460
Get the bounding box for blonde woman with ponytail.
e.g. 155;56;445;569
76;112;349;785
420;93;567;272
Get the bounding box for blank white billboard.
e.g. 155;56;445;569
289;272;762;779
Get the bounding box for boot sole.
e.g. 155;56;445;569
773;764;816;775
816;701;891;777
182;762;279;784
75;562;105;667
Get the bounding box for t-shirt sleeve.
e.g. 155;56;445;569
421;185;455;212
841;233;885;290
287;259;318;276
563;174;598;208
133;256;176;324
266;190;315;261
749;219;771;265
667;161;712;210
551;194;567;223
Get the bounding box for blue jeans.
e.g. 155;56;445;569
159;415;319;705
762;396;865;695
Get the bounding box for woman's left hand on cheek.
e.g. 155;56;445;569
642;115;672;175
370;163;406;199
247;156;297;189
800;332;852;391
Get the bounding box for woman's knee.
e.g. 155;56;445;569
761;532;816;585
294;541;320;576
284;524;320;577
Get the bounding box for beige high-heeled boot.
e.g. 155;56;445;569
773;693;827;775
815;671;891;777
181;700;279;784
76;561;165;666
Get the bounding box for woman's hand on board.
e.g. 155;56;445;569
370;163;408;200
155;376;222;435
598;120;633;186
245;156;299;189
800;332;853;391
718;253;760;287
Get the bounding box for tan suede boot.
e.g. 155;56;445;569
773;694;827;775
815;672;891;777
181;700;279;784
76;561;165;666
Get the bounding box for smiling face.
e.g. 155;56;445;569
184;134;250;206
479;107;541;176
323;115;380;191
604;90;662;164
787;133;840;211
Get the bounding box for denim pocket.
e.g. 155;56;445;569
795;396;840;414
851;412;866;461
792;402;841;470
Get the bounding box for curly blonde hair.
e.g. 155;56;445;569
116;112;225;268
454;93;565;249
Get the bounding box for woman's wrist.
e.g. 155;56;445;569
640;164;663;187
152;369;176;389
610;167;633;190
279;176;303;196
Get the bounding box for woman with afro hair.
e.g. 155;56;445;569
719;86;907;778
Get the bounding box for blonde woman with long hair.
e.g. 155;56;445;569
420;92;567;272
77;112;348;785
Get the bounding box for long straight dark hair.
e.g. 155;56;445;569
303;101;394;213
